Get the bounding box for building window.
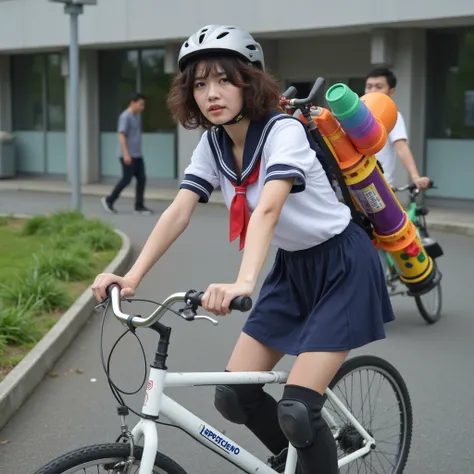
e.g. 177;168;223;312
348;78;367;97
11;53;66;131
98;48;174;133
140;49;173;132
426;28;474;140
98;50;138;132
46;54;66;131
425;27;474;200
11;55;44;130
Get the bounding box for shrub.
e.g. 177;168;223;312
0;210;120;364
21;214;50;236
21;210;85;237
22;211;120;253
0;334;6;358
82;227;121;252
0;268;72;313
34;248;94;282
0;299;43;346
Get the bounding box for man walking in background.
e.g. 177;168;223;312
101;92;153;215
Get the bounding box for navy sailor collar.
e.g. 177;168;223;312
207;110;287;185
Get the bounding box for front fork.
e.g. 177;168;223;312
108;406;136;474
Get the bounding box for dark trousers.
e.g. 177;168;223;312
108;157;146;208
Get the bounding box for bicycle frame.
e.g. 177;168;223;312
130;367;376;474
103;286;376;474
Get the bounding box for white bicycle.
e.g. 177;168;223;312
34;284;413;474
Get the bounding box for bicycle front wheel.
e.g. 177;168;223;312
33;443;188;474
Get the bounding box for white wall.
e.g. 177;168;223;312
0;0;473;52
277;34;371;81
390;29;427;189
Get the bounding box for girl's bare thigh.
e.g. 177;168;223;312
226;332;285;372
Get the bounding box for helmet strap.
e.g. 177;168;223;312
222;107;246;126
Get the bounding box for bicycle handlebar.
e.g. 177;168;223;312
280;77;326;108
393;180;436;194
104;284;253;328
184;290;252;312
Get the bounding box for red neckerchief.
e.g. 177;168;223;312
229;160;261;251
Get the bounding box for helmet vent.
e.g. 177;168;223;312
199;33;206;43
217;32;230;40
246;44;257;50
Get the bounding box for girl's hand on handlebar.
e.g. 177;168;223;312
92;273;138;302
201;281;254;316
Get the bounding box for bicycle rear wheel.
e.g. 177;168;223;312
33;443;188;474
414;261;442;324
326;355;413;474
414;226;443;324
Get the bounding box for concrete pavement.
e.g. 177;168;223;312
0;190;472;474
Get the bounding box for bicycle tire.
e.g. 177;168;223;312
328;355;413;474
415;225;443;324
414;261;442;324
32;443;188;474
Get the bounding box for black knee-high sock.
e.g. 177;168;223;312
221;379;288;455
279;384;338;474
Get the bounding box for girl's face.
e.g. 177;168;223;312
193;61;244;126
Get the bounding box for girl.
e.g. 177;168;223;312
92;24;395;474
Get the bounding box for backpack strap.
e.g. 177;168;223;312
263;113;373;237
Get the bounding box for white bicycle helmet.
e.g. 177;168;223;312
178;25;265;72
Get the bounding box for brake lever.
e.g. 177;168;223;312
94;299;109;312
179;305;219;325
194;315;219;326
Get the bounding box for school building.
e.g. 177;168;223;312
0;0;473;205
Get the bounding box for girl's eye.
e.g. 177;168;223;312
195;82;205;89
220;77;229;83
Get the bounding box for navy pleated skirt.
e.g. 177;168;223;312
242;222;395;355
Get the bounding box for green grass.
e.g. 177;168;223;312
0;211;122;380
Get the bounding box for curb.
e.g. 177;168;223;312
426;221;474;237
0;225;133;431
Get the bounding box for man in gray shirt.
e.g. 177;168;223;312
101;92;153;215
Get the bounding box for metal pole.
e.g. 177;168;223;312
65;3;83;211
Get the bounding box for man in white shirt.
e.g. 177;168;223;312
365;67;431;190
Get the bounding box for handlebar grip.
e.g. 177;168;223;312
281;86;297;100
307;77;326;103
186;290;253;312
291;77;326;107
229;295;253;312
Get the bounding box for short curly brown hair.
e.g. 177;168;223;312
166;54;281;130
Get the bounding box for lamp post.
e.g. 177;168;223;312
49;0;97;212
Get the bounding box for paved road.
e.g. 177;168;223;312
0;191;473;474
